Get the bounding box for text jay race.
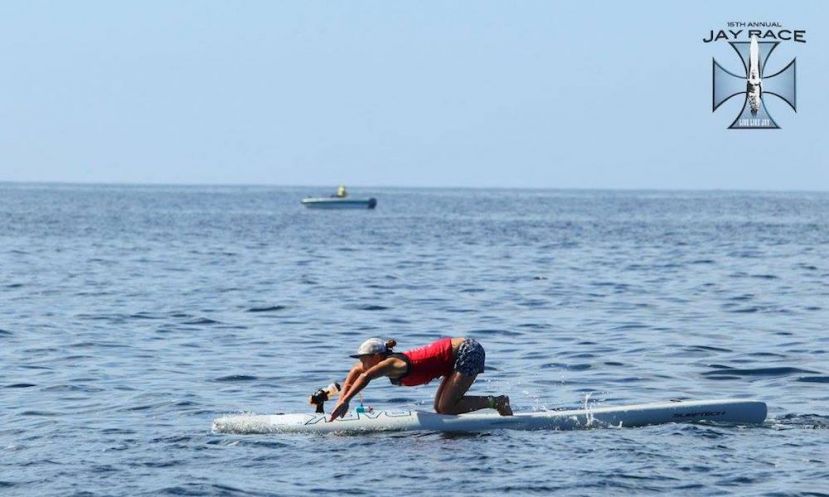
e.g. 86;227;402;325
703;29;806;43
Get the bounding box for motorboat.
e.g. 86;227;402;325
301;197;377;209
301;185;377;209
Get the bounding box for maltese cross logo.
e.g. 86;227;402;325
712;35;796;129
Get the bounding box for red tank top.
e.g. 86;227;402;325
390;337;455;387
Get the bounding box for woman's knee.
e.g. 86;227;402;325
434;397;455;414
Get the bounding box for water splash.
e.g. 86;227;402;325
583;392;595;427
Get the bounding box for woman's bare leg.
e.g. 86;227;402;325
434;371;512;415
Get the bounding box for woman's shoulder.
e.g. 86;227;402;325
383;354;410;370
383;354;410;379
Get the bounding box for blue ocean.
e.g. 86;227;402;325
1;184;827;496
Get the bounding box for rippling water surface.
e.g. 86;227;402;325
1;184;828;496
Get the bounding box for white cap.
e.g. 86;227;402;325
350;338;389;358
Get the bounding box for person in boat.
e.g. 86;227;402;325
329;337;513;421
334;185;347;198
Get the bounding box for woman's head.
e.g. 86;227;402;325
350;338;396;366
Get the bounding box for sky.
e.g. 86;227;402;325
0;1;826;190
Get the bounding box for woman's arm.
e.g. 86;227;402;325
340;362;364;396
329;358;406;421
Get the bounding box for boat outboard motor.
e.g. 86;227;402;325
309;383;341;413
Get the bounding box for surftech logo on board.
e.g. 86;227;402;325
704;22;805;129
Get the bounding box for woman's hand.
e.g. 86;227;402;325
329;400;349;422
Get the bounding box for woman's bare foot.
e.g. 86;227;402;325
496;395;513;416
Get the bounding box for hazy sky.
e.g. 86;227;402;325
0;1;826;189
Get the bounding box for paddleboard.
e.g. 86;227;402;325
212;398;767;434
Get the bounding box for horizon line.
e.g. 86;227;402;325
1;179;827;194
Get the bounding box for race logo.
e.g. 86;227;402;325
704;23;805;129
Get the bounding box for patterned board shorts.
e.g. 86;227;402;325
454;338;486;377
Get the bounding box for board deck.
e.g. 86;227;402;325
212;398;767;434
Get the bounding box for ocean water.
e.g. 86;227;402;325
1;184;828;496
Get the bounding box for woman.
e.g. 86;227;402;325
329;337;512;421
